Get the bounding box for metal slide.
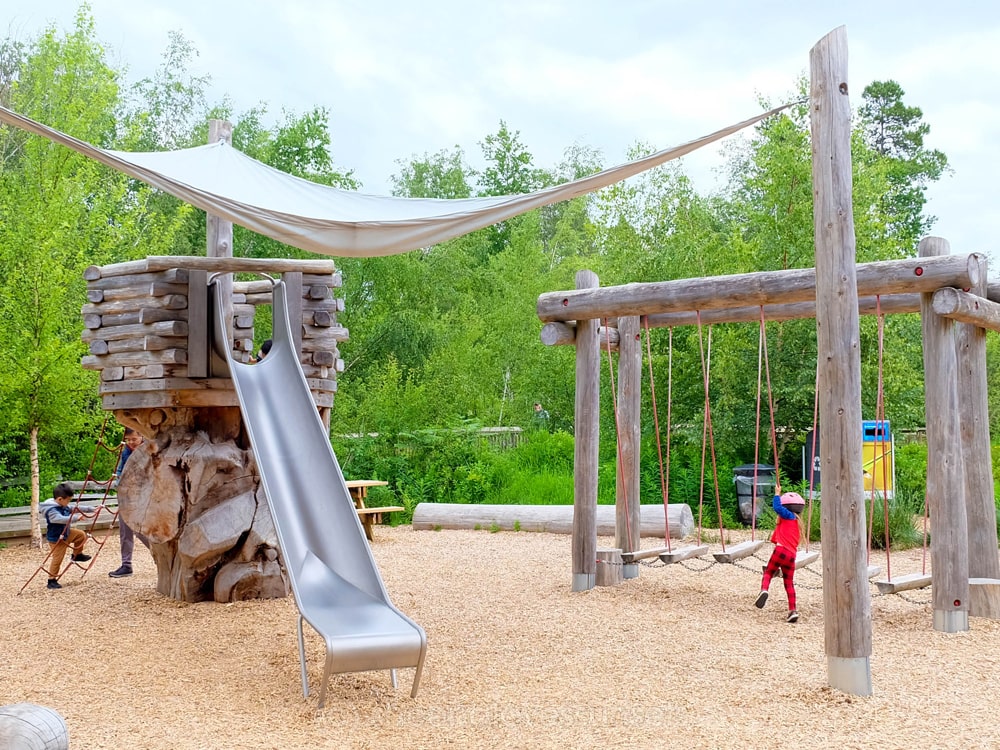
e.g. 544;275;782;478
210;278;426;707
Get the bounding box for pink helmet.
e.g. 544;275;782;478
780;492;805;506
780;492;805;514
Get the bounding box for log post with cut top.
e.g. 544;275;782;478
811;25;872;697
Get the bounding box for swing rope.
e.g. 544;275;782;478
695;314;726;550
644;318;673;551
805;364;820;553
603;318;634;553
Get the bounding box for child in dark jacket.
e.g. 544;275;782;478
754;491;805;623
44;482;93;589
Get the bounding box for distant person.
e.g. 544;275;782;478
109;428;150;579
754;490;806;623
44;482;92;589
254;338;272;363
531;402;550;430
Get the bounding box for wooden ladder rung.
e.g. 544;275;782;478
659;544;709;564
713;540;765;563
874;572;932;594
621;547;670;563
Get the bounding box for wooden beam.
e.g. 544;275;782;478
933;287;1000;332
954;257;1000;581
573;270;600;592
811;26;872;697
81;320;188;342
536;255;982;323
615;316;641;576
920;237;970;633
541;294;923;347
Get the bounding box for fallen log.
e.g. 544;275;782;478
411;503;694;538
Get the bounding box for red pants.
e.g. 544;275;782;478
761;545;796;611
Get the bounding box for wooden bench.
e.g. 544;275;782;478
0;497;119;540
356;506;406;541
345;480;403;541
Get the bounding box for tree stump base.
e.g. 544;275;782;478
969;578;1000;619
596;548;623;587
116;406;289;603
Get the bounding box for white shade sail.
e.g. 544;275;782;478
0;103;792;258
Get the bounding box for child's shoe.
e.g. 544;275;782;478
71;553;92;562
109;565;133;578
787;610;799;623
754;591;768;609
47;578;62;590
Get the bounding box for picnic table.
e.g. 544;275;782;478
344;480;404;541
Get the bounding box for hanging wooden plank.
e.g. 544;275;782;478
620;546;670;563
659;545;710;564
713;540;765;563
874;572;932;594
795;550;820;569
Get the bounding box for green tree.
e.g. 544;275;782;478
858;80;949;255
0;11;122;539
391;146;473;199
0;10;183;537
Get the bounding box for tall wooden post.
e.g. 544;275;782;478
920;236;971;632
956;254;1000;584
810;26;872;696
615;315;642;580
207;119;234;352
573;270;600;592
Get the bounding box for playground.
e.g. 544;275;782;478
4;525;1000;749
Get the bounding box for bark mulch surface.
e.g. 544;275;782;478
3;526;1000;749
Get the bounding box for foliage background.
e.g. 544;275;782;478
1;9;995;547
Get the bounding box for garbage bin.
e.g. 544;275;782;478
732;464;776;524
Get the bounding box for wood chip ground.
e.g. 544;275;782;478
3;526;1000;749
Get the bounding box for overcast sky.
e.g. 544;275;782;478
7;1;1000;263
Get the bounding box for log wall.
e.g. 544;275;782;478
80;257;348;412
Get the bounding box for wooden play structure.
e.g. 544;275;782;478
77;121;348;603
80;255;346;602
536;28;1000;696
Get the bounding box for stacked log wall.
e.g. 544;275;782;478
80;259;347;411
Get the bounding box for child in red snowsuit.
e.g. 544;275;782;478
755;491;805;623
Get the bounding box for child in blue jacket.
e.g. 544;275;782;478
754;491;805;623
44;482;93;589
